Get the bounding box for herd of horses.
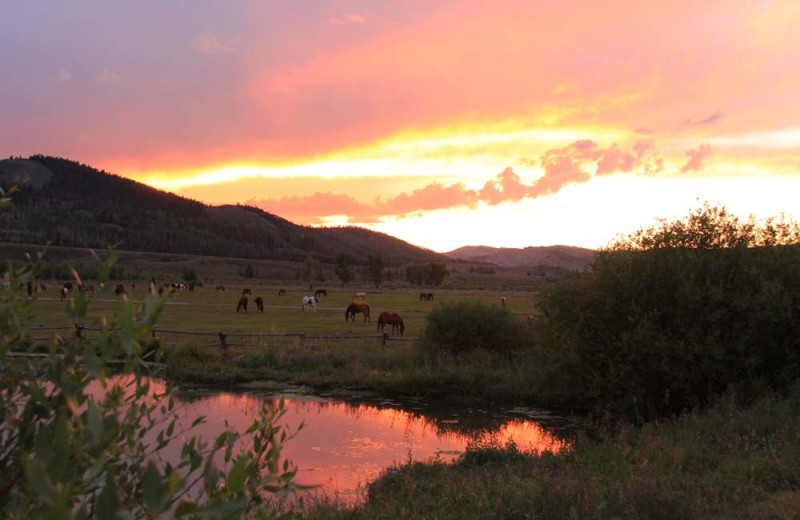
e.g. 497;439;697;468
44;282;534;337
231;288;409;336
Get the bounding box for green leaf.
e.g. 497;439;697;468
225;455;250;495
142;461;166;512
97;476;121;519
23;456;58;502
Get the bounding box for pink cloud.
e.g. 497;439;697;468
681;143;713;172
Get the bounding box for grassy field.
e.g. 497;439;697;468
27;283;539;337
22;283;543;401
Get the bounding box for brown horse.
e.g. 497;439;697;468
237;296;248;313
314;288;327;299
216;285;225;292
255;296;264;312
115;284;126;297
277;288;286;296
377;311;405;335
242;288;252;296
345;302;370;322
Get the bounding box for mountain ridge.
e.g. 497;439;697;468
445;244;595;270
0;155;443;266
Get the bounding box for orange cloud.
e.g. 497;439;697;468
247;138;661;224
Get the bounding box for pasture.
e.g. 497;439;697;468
26;284;539;346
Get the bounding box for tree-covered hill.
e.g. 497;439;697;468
0;155;443;266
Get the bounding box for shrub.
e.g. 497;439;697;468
532;203;800;421
422;301;528;360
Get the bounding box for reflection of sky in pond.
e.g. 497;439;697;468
172;390;568;499
87;377;568;502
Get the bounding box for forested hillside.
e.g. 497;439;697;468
0;156;443;266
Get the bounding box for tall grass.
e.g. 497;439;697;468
306;386;800;519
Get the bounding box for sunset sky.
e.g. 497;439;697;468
3;0;800;252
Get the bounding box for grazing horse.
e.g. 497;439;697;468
419;292;427;301
352;292;367;301
377;312;405;335
216;285;225;292
302;295;318;311
345;303;371;322
237;296;248;313
277;288;286;296
426;292;434;301
314;288;327;299
526;314;537;330
242;288;252;296
115;284;126;297
38;282;49;293
255;296;264;312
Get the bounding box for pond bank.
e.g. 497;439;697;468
305;386;800;519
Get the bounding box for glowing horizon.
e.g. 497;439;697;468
2;0;800;252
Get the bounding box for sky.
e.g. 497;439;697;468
2;0;800;252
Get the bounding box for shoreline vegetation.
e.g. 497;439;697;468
4;203;800;518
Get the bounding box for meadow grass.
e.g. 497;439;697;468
305;386;800;519
24;284;541;401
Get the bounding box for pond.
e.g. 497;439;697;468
165;384;573;503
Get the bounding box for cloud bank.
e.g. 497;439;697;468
248;139;666;224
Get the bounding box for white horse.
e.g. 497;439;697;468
302;295;318;311
352;292;367;301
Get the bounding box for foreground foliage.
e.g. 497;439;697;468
0;252;301;518
308;386;800;520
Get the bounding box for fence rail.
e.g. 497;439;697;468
22;325;418;348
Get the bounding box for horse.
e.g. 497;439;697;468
345;303;370;322
526;314;537;330
377;311;405;335
115;284;126;297
237;296;248;313
314;288;327;299
419;292;427;301
352;292;367;301
60;286;69;301
242;288;252;296
255;296;264;312
500;296;506;307
302;295;318;311
426;292;434;301
277;288;286;296
216;285;225;292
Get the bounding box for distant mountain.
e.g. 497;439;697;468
445;245;595;270
0;155;443;266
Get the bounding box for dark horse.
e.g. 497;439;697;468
277;288;286;296
314;288;327;299
255;296;264;312
237;296;248;313
242;288;252;296
345;302;370;322
419;292;434;301
377;311;405;335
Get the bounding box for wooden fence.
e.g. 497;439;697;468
23;325;418;350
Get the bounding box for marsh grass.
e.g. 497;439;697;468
307;386;800;519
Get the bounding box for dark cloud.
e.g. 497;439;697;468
677;111;723;130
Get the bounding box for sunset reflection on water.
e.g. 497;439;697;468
169;389;569;500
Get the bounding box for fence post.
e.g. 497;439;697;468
74;324;83;339
382;332;388;345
